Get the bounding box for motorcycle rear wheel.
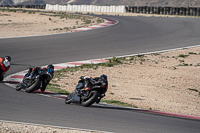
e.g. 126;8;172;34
81;90;99;107
25;78;41;93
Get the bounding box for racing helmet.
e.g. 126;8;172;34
5;56;11;62
100;74;107;81
3;59;10;67
47;64;54;73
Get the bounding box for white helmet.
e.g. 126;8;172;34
3;59;10;67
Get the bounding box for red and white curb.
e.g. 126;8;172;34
72;18;118;32
120;106;200;120
0;18;118;39
4;59;108;99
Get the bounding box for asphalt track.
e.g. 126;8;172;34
0;15;200;133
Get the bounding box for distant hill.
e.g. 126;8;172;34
1;0;200;7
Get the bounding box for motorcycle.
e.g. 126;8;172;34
16;67;53;93
65;77;108;107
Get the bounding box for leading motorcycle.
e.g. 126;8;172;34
65;76;108;107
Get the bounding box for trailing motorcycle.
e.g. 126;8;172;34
65;75;108;107
16;65;54;93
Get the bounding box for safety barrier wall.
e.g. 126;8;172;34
125;6;200;16
45;4;126;13
0;4;46;9
1;4;200;16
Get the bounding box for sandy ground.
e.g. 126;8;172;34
0;121;98;133
0;9;103;38
0;9;200;133
57;47;200;116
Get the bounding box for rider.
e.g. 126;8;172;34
80;74;108;103
24;64;54;91
0;56;11;81
25;64;54;79
81;75;107;90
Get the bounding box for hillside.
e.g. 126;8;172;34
1;0;200;7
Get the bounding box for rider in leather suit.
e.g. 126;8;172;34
80;74;108;103
21;64;54;91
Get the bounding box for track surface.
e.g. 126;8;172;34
0;15;200;133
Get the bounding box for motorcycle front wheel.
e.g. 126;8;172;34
81;90;99;107
25;78;41;93
65;93;73;104
16;83;22;91
40;82;47;92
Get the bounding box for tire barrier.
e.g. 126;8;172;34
125;6;200;16
0;4;46;9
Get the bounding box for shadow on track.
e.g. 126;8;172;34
10;63;29;66
33;91;69;96
0;81;19;84
90;104;200;121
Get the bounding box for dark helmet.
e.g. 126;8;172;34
5;56;11;62
100;74;107;81
80;76;85;80
47;64;54;73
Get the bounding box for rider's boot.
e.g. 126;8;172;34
96;94;105;104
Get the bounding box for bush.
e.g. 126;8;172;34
178;54;189;58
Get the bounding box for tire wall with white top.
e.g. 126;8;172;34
45;4;126;13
